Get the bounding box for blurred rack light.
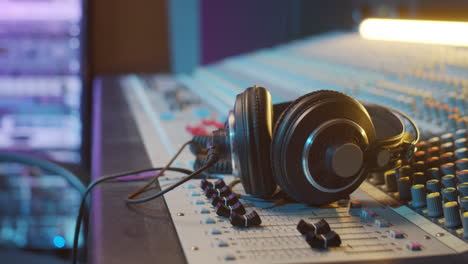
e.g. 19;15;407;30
359;18;468;47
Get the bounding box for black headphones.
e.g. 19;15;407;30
211;86;419;205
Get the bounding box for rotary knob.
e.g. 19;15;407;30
443;201;462;228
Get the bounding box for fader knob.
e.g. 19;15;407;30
441;175;456;188
458;183;468;197
296;219;331;235
427;192;443;218
216;186;232;197
442;187;458;202
215;202;245;217
305;231;341;249
398;177;412;201
385;171;398;192
230;211;261;227
426;179;441;193
458;170;468;183
212;179;226;189
443;201;462;228
411;184;426;208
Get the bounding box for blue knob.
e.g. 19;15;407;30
442;187;458;202
427;192;443;218
458;170;468;183
427;179;441;193
458;182;468;197
461;196;468;211
456;158;468;171
441;163;456;175
398;177;412;201
455;148;468;159
411;184;426;208
441;174;456;188
463;212;468;239
443;201;462;228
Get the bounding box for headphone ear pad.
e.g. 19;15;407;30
233;86;276;196
270;90;376;204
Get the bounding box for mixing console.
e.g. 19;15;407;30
121;32;468;263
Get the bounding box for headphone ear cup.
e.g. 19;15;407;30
233;86;276;196
271;90;376;204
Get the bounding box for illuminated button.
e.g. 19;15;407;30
195;200;205;205
390;230;405;239
199;208;210;214
374;219;390;228
204;217;216;224
406;242;422;251
186;184;196;189
211;229;222;235
217;240;229;247
191;191;201;197
361;209;376;221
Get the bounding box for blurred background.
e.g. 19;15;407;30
1;0;468;263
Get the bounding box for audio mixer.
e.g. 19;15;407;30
120;32;468;263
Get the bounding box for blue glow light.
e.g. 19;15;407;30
53;236;66;248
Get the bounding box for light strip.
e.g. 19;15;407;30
359;18;468;47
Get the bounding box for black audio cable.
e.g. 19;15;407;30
125;145;219;204
71;167;193;264
72;142;220;264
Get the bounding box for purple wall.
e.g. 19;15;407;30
200;0;298;65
